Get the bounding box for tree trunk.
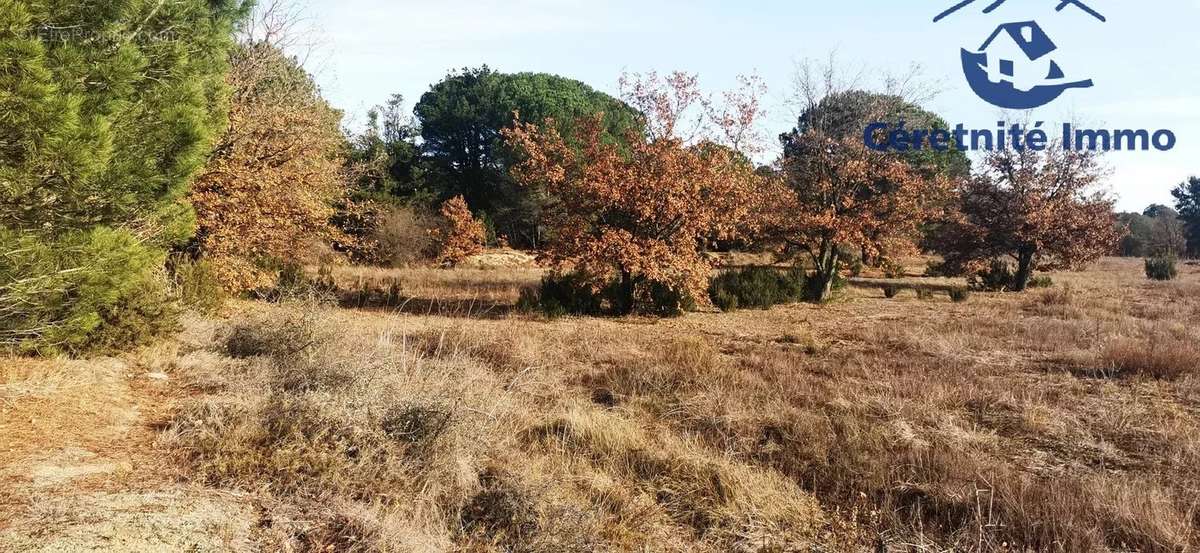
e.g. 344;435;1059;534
1012;250;1035;292
613;269;637;315
810;247;840;302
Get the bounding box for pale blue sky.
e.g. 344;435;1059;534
300;0;1200;211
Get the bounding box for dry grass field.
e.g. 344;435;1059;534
3;257;1199;552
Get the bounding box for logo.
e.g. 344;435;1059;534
934;0;1106;109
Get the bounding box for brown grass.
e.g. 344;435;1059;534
6;257;1200;551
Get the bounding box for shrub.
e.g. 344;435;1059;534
520;272;696;318
431;196;486;266
708;266;806;312
1028;275;1055;289
969;259;1015;291
883;285;900;299
642;280;696;317
370;205;436;267
1145;257;1178;281
1;228;180;355
949;288;971;303
170;255;226;315
224;306;329;360
711;288;740;312
517;273;604;318
916;288;935;300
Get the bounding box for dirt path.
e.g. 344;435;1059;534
0;355;254;552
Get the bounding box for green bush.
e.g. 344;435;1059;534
519;273;696;318
883;285;900;299
969;259;1014;292
170;255;226;315
517;273;604;318
1145;257;1178;281
949;288;971;303
1027;275;1055;289
642;280;696;317
708;266;806;312
1;228;179;355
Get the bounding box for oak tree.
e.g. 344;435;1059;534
931;145;1122;291
762;64;955;301
504;72;766;313
764;133;951;301
189;40;346;291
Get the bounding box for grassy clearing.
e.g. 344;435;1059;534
5;257;1200;551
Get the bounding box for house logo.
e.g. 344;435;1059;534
934;0;1106;109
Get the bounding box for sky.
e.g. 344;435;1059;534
297;0;1200;212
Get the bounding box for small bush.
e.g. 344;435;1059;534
949;288;971;302
517;273;604;318
1028;275;1055;289
370;205;436;267
224;308;327;359
970;259;1014;292
170;255;226;315
916;288;935;300
708;266;806;312
520;272;697;318
431;195;486;266
1145;257;1178;281
882;285;900;299
642;280;695;317
380;402;456;456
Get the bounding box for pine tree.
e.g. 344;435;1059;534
0;0;247;353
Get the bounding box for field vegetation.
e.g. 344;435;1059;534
4;0;1200;551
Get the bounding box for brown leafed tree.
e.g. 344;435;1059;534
761;61;954;302
762;134;952;301
430;195;486;266
503;72;766;312
931;145;1122;291
189;40;347;291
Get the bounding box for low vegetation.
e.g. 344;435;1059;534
1145;255;1179;281
707;265;807;311
130;258;1200;551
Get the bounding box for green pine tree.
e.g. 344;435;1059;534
0;0;248;354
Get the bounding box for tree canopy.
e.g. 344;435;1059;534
931;146;1122;290
794;90;971;181
504;72;766;313
415;66;642;247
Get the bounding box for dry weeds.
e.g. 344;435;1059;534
4;257;1200;551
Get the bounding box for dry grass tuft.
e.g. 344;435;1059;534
528;404;827;550
1099;334;1200;380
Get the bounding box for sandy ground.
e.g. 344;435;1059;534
0;355;255;551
